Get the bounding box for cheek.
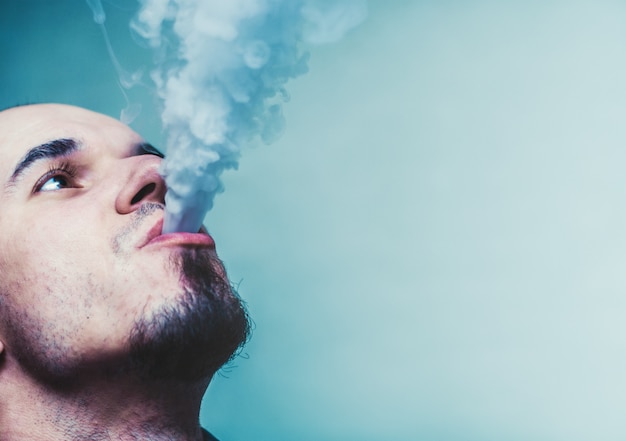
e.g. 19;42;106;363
0;229;122;351
23;199;109;261
0;211;108;309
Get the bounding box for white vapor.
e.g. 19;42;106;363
84;0;143;124
129;0;368;233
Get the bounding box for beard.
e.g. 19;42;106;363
127;246;251;382
2;246;250;389
1;202;250;387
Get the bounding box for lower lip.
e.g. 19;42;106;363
145;232;216;249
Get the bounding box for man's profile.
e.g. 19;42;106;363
0;103;251;440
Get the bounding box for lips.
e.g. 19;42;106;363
140;218;216;249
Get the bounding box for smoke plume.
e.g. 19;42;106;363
85;0;144;123
89;0;367;233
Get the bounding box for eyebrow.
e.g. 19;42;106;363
6;138;81;188
3;138;165;194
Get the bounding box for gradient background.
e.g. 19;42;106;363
3;1;626;440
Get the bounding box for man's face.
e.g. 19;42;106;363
0;104;248;382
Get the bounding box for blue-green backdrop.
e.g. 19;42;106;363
3;1;626;440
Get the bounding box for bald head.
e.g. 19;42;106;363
0;104;139;186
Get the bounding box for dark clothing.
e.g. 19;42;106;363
203;428;219;440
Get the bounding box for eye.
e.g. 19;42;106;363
138;143;165;158
39;174;71;192
34;162;79;193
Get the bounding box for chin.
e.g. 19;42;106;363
127;247;251;382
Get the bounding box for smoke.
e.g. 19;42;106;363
85;0;106;24
85;0;144;123
88;0;367;233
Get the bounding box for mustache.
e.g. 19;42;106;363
131;202;164;225
112;203;164;254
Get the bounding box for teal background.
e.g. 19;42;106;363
4;1;626;440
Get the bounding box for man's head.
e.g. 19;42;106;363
0;104;250;388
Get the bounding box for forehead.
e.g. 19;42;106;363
0;104;143;181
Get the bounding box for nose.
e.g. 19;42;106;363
115;155;167;214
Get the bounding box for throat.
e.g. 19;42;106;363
0;360;209;441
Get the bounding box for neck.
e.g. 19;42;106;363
0;357;212;441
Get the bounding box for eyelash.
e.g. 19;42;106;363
33;161;80;193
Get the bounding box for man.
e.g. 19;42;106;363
0;103;251;440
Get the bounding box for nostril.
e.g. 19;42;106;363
131;182;157;205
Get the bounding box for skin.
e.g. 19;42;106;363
0;104;239;440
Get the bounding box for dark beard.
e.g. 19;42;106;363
128;247;251;382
